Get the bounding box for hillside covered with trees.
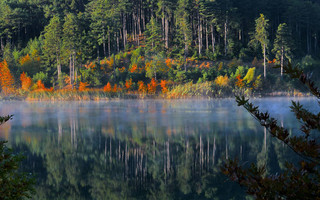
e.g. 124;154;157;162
0;0;319;100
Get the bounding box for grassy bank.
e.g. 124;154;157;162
0;81;309;101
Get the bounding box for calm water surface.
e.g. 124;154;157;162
0;98;317;199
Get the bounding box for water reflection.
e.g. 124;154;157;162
0;98;315;199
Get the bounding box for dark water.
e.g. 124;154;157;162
0;98;317;200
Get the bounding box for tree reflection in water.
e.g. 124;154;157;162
0;99;305;199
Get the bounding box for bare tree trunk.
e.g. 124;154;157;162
206;21;209;50
224;16;228;56
73;52;75;86
103;28;106;57
162;11;165;41
198;16;202;56
108;30;111;57
123;13;127;49
211;25;215;54
281;46;284;76
184;31;188;72
0;37;3;53
142;5;146;31
165;17;169;49
69;54;72;85
57;56;61;80
264;44;266;78
117;32;120;53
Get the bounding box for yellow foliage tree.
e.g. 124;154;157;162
243;67;256;84
214;75;229;87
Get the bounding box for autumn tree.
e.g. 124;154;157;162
103;82;112;92
272;23;294;76
250;14;269;78
125;78;133;90
160;79;168;93
0;60;15;95
147;78;157;94
223;62;320;199
20;72;33;91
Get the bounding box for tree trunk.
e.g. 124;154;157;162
57;56;61;80
117;32;120;53
123;13;127;49
263;44;266;78
0;37;3;53
103;29;106;57
108;30;111;57
198;16;202;56
224;17;228;56
211;25;215;54
165;17;169;49
281;46;284;77
184;31;188;72
69;53;72;85
206;21;208;50
73;52;75;86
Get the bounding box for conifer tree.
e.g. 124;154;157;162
42;15;63;83
145;16;163;54
272;23;294;76
175;0;192;70
63;13;81;86
250;14;269;78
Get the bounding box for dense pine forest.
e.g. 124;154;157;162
0;0;319;100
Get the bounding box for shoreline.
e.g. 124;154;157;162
0;91;312;102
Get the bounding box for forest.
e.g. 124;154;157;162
0;0;320;100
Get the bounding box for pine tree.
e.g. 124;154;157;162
272;23;294;76
63;13;81;86
175;0;192;70
42;15;63;83
145;16;163;54
250;14;269;78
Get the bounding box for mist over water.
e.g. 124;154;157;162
0;97;317;199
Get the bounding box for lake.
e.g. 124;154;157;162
0;98;316;199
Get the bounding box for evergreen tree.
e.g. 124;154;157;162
145;16;163;54
175;0;192;70
272;23;294;76
42;15;63;84
63;13;81;86
250;14;269;78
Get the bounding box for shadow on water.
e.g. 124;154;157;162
0;98;316;199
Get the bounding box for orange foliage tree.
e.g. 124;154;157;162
112;84;118;92
235;75;244;88
19;54;31;65
0;60;15;95
125;79;133;90
79;82;89;91
103;82;112;92
138;81;147;93
33;80;53;92
20;72;33;91
160;80;168;93
130;64;138;73
147;78;157;94
36;80;46;90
